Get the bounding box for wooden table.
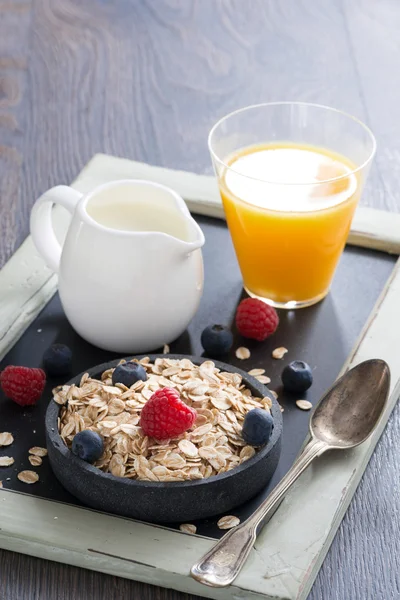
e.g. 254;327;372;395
1;1;399;599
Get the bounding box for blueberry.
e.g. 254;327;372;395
112;362;147;387
281;361;313;393
201;325;233;357
43;343;72;377
242;408;274;447
72;430;104;463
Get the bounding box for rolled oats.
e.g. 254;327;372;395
296;400;312;411
256;375;271;385
29;455;42;466
272;347;288;360
248;368;265;376
0;432;13;447
29;447;48;457
57;358;274;482
179;523;197;534
235;347;251;360
240;446;256;461
0;457;14;467
163;344;170;354
18;470;39;484
217;515;240;529
178;439;198;458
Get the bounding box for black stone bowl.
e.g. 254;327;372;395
45;355;282;523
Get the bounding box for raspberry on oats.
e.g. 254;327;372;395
140;387;197;440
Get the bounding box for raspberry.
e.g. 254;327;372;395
0;366;46;406
140;387;197;440
236;298;279;341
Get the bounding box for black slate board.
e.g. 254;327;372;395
0;215;396;539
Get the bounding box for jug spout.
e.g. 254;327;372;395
184;219;205;254
157;184;205;254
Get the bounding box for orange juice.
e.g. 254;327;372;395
219;142;360;307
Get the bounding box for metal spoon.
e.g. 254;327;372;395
191;359;390;588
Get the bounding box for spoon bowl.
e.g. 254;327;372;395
311;359;390;448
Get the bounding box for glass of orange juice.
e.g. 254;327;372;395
209;102;376;308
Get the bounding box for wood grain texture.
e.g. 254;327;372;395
0;0;399;599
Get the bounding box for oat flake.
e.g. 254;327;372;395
296;400;312;411
217;515;240;530
17;470;39;484
0;433;13;447
178;439;198;458
272;347;288;360
29;446;48;457
248;368;265;376
0;457;14;467
256;375;271;385
235;347;251;360
179;523;197;534
29;455;43;466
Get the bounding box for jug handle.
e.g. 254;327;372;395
30;185;83;273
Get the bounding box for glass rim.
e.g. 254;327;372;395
208;101;377;186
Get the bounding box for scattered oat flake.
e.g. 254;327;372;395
236;347;250;360
248;368;265;376
0;481;3;488
217;515;240;530
17;470;39;484
0;457;14;467
296;400;312;411
0;433;13;447
163;344;170;354
270;390;278;399
256;375;271;385
29;455;42;466
272;347;288;360
29;446;48;457
179;523;197;534
280;405;285;412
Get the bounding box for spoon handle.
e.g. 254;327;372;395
191;436;328;588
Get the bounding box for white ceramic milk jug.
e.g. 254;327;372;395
30;180;205;353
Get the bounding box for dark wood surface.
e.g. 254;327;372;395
1;1;400;599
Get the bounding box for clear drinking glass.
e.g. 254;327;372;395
208;102;376;309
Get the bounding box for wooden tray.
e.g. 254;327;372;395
1;155;400;600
